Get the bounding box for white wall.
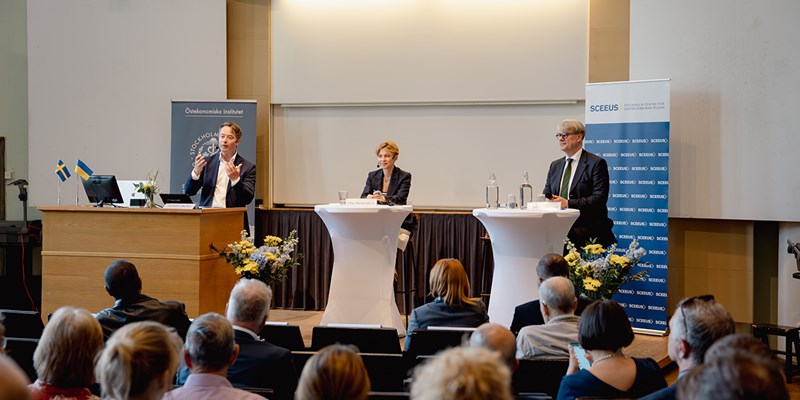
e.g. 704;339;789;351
27;0;227;207
630;0;800;222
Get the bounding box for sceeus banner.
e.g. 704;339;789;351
171;100;257;228
585;79;670;334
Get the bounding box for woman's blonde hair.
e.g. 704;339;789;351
375;140;399;157
95;321;182;400
33;306;104;388
296;344;371;400
428;258;477;308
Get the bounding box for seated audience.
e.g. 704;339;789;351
410;346;513;400
0;354;31;400
94;260;191;340
177;279;297;399
640;294;734;400
164;313;263;400
296;344;371;400
510;253;592;335
95;321;183;400
405;258;489;351
29;306;104;400
704;333;779;366
677;353;788;400
469;322;518;371
516;276;580;359
557;300;666;400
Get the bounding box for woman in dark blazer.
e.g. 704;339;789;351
404;258;489;351
360;140;411;206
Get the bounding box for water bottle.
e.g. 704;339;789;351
486;173;499;209
519;171;533;209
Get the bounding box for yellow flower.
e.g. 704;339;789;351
583;277;601;291
609;254;630;267
243;260;259;273
266;252;278;262
564;252;580;266
264;236;283;247
583;244;605;255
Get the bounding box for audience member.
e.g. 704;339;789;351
164;313;263;400
405;258;489;351
96;321;183;400
640;294;735;400
296;344;371;400
516;276;579;359
410;346;513;400
29;307;104;400
704;333;778;367
0;354;31;400
557;300;666;400
469;323;518;371
177;279;297;399
677;353;788;400
94;260;191;340
510;253;592;335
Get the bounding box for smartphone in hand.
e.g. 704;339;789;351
571;343;591;370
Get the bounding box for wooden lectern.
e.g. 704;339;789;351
39;206;245;320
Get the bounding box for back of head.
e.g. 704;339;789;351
0;355;30;400
411;346;513;400
34;306;104;388
579;300;634;351
677;353;788;400
704;333;779;369
673;295;735;365
539;276;576;314
227;278;272;324
296;344;371;400
429;258;475;308
468;323;516;371
185;312;236;372
104;259;141;299
96;321;183;400
536;253;569;280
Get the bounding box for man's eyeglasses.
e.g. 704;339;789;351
679;294;715;337
555;132;575;139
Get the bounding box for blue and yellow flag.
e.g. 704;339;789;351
75;159;94;181
55;160;71;182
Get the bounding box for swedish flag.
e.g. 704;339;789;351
75;159;94;181
55;160;71;182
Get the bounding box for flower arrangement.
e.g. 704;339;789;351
133;170;160;208
216;230;302;286
564;240;649;301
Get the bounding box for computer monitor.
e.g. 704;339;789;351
82;175;124;206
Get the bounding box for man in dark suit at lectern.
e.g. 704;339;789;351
184;121;256;229
544;119;616;249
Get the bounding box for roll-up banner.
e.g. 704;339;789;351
170;100;258;229
585;79;670;334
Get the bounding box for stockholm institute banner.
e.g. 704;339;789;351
170;100;257;228
585;79;670;334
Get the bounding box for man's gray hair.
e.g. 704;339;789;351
227;278;272;324
672;297;735;365
185;313;235;371
468;323;516;370
539;276;576;314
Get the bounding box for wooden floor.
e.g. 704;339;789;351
270;309;800;397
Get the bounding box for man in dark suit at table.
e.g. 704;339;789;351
185;121;256;229
543;119;616;249
509;253;592;335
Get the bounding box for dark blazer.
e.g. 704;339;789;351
543;150;616;248
360;167;411;206
177;329;298;400
509;298;593;335
95;294;191;340
184;152;256;208
404;298;489;351
557;357;666;400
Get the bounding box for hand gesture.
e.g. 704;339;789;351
192;154;206;176
225;159;242;182
549;195;569;209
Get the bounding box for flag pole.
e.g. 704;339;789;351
76;175;79;205
57;181;61;206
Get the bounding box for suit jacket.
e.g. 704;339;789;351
509;297;593;335
184;152;256;208
404;298;489;351
543;150;616;248
95;294;191;340
360;167;411;206
177;328;298;400
516;314;580;359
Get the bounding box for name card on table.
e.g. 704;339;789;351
345;198;378;206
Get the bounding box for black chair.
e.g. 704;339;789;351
291;351;316;378
311;326;401;354
5;337;39;382
258;323;306;351
511;359;569;398
361;353;407;392
405;328;473;359
0;309;44;339
395;241;416;322
479;236;494;306
752;322;800;380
